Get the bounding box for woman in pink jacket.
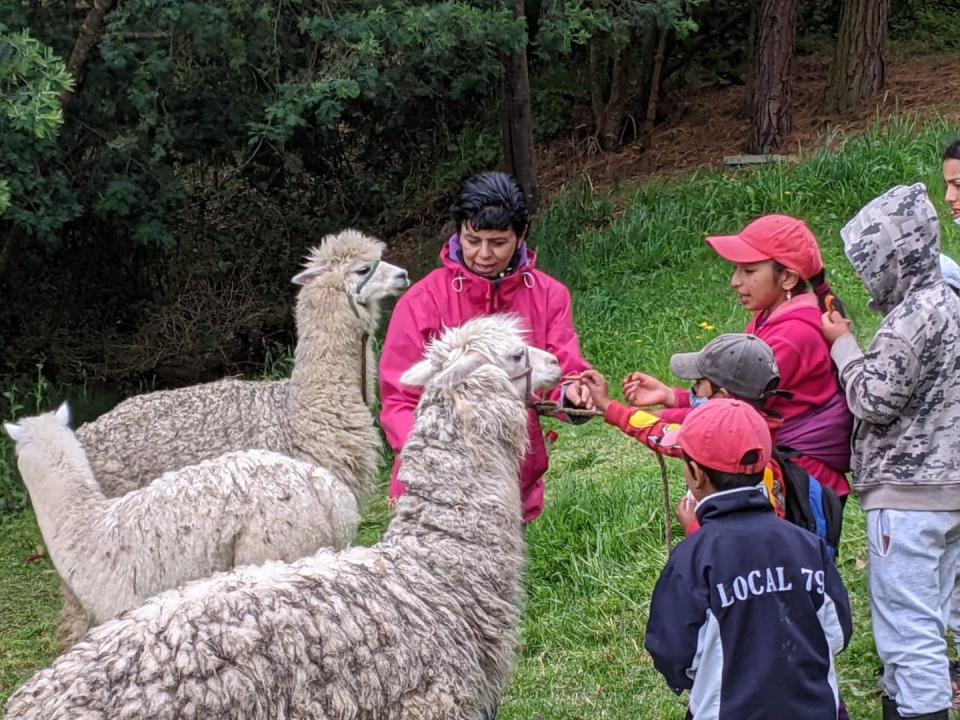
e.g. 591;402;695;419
379;172;593;522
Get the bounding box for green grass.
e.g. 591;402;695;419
0;511;59;701
1;115;959;714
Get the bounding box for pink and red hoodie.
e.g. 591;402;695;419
379;236;591;521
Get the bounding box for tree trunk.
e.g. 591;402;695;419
589;39;631;151
61;0;119;107
0;225;28;284
741;0;760;118
824;0;892;113
502;0;538;213
640;27;668;149
747;0;796;154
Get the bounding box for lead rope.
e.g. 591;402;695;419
658;453;673;552
346;261;379;406
360;331;369;407
534;397;673;553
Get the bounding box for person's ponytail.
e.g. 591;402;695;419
811;269;847;318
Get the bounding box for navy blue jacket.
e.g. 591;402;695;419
645;487;852;720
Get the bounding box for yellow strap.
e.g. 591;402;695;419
627;410;660;429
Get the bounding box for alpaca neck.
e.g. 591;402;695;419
385;388;526;573
20;427;103;554
289;289;370;399
286;289;379;501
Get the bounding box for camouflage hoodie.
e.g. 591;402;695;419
831;183;960;511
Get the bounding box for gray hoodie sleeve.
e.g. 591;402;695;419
830;331;920;426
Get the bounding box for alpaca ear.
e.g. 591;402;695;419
4;422;22;442
432;352;487;389
291;265;329;286
55;402;71;427
400;359;436;388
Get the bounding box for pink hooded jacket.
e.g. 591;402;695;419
379;236;591;521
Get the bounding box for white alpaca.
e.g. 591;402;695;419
53;229;407;649
77;229;408;503
4;403;359;627
5;315;562;720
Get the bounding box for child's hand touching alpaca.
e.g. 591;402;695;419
579;370;613;413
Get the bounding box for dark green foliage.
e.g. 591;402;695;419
0;0;527;383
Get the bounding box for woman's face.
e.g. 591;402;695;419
730;260;796;314
944;159;960;222
460;222;521;278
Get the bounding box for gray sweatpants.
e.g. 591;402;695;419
868;508;960;716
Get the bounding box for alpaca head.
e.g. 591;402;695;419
4;403;75;480
4;402;71;447
398;316;560;507
292;229;409;327
400;314;562;404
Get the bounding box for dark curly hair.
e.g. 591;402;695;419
450;171;529;237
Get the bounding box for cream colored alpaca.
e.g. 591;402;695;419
5;403;359;627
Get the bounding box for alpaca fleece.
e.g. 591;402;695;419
8;408;359;627
6;317;535;720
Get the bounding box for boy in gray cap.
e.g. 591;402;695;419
582;333;794;530
823;183;960;720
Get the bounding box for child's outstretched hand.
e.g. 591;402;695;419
578;370;612;412
622;372;676;408
821;310;853;345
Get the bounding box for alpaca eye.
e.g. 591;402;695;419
511;351;525;362
355;266;371;276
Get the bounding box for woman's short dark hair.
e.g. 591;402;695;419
945;139;960;162
682;450;765;492
450;171;529;237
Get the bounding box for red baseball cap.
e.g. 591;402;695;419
706;214;824;281
677;399;771;474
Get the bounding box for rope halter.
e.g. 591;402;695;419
506;346;534;406
346;259;381;320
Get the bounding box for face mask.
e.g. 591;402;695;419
690;393;709;409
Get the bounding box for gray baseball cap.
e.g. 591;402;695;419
669;333;792;401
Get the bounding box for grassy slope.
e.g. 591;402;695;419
1;117;958;715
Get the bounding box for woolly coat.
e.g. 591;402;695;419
10;410;358;626
380;238;590;521
6;359;530;720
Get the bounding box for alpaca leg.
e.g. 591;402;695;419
56;582;89;653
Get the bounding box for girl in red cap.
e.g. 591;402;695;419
624;215;853;503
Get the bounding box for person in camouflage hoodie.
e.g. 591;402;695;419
823;183;960;720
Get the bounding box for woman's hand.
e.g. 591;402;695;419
621;372;675;408
576;370;610;412
821;310;853;345
565;379;597;412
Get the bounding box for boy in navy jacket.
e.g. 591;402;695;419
645;399;852;720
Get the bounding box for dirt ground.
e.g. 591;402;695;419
385;51;960;271
536;52;960;199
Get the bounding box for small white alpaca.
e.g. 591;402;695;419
4;403;359;628
54;229;407;649
5;315;561;720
